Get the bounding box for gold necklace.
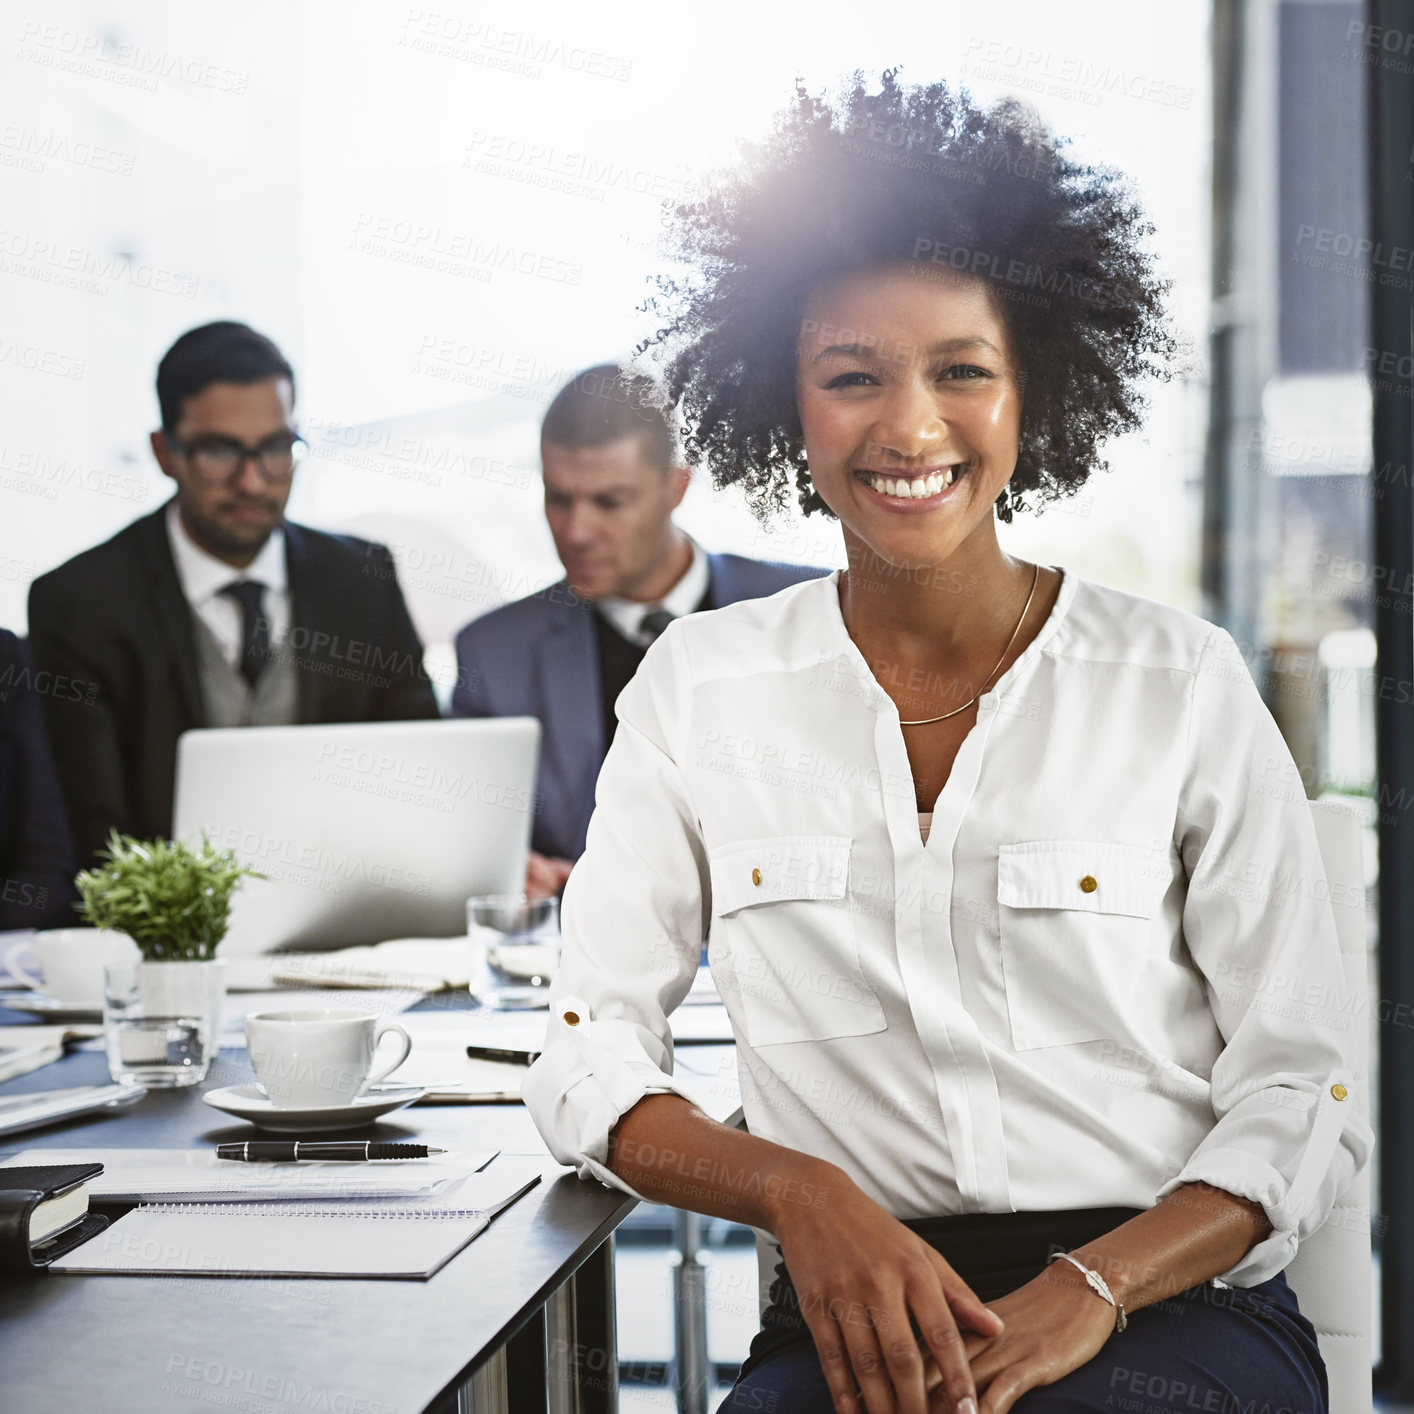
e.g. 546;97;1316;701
897;562;1040;726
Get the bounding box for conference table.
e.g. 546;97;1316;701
0;992;742;1414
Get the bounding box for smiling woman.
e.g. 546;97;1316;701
798;268;1022;520
793;264;1060;805
521;71;1369;1414
649;72;1174;528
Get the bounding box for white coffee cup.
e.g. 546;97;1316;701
244;1008;413;1109
4;929;140;1010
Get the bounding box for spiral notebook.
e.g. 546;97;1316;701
49;1167;541;1280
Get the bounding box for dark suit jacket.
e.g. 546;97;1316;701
0;630;79;928
450;554;826;860
28;504;439;865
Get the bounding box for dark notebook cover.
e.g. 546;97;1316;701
0;1162;106;1272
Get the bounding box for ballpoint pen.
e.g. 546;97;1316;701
465;1045;540;1065
215;1141;447;1162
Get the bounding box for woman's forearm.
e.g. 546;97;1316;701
608;1092;845;1234
1059;1182;1272;1313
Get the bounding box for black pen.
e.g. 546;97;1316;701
465;1045;540;1066
215;1142;447;1162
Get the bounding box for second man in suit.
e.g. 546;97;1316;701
29;321;438;865
452;365;823;895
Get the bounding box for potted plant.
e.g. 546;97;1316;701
76;832;259;1087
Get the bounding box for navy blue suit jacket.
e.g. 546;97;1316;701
450;554;826;860
0;630;79;929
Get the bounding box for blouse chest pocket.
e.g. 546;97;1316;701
708;835;886;1048
996;840;1169;1051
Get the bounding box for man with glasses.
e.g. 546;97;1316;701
28;321;437;865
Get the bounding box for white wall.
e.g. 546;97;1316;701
0;0;1212;639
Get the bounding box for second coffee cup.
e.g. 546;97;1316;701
4;928;140;1011
244;1009;413;1109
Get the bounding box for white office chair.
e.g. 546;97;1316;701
750;801;1374;1409
1285;798;1374;1413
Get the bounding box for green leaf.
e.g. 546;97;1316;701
74;831;263;962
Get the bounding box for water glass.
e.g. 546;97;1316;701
103;959;226;1087
466;895;560;1009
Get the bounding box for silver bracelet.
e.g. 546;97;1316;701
1047;1252;1128;1333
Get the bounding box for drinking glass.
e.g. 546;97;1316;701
103;960;226;1087
466;895;560;1009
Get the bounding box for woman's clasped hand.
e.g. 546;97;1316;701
775;1181;1124;1414
946;1269;1118;1413
773;1179;1002;1414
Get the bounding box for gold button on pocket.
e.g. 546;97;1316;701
708;836;885;1047
562;1010;580;1027
1332;1084;1348;1101
997;841;1169;1052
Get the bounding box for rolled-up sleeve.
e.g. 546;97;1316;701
521;625;709;1195
1157;627;1374;1284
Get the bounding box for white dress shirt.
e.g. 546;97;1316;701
521;569;1371;1286
595;536;709;646
165;500;290;666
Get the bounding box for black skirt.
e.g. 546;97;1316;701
737;1206;1316;1386
726;1240;1328;1414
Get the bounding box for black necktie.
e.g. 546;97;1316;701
639;609;675;644
218;580;271;688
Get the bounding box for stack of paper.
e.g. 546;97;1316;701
318;1159;543;1217
267;938;473;993
0;1024;103;1083
0;1147;496;1201
40;1155;542;1280
53;1204;489;1279
392;1035;527;1103
0;1084;146;1137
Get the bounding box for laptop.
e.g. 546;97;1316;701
172;719;540;966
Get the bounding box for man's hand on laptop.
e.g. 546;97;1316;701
526;852;574;898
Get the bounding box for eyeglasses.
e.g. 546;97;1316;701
167;431;308;485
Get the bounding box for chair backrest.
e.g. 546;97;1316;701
1284;799;1373;1413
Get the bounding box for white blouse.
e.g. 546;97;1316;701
522;569;1372;1286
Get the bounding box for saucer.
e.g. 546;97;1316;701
2;994;103;1022
201;1083;428;1132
